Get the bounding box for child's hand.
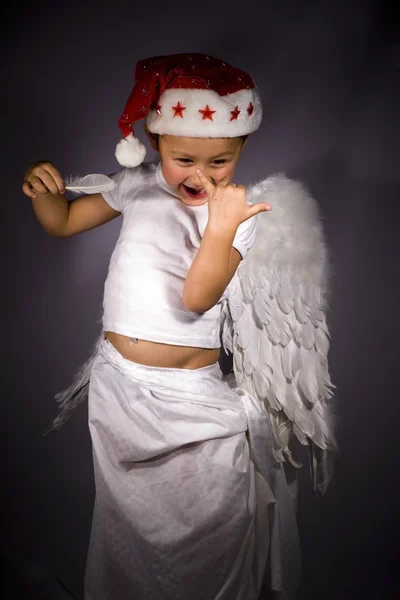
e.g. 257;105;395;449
196;170;271;234
22;161;65;199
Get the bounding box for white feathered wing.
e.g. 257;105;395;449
221;174;337;496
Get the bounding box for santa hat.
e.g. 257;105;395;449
115;53;262;167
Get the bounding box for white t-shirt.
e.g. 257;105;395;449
101;161;257;349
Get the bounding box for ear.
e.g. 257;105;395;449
144;124;159;151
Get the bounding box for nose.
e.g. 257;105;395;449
185;167;215;188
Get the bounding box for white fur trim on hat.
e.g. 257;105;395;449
115;133;147;167
146;88;262;138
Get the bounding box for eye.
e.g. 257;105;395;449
211;159;227;165
177;158;192;164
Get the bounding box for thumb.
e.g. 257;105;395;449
248;202;272;217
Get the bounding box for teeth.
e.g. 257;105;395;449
185;185;203;194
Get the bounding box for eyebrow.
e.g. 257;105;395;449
170;150;235;159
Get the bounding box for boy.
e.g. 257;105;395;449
23;54;303;600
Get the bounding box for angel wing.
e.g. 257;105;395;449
65;174;117;194
221;174;337;496
43;330;105;434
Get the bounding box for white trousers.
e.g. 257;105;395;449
84;338;300;599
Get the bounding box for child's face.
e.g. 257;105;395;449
158;135;245;207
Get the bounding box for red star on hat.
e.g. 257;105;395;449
230;106;241;121
199;105;216;120
172;101;186;118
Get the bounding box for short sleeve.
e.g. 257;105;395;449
232;207;258;259
101;168;129;212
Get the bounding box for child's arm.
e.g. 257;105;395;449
183;227;241;313
183;170;270;313
23;161;120;237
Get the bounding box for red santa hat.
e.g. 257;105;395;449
115;53;262;167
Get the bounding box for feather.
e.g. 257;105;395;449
65;174;117;195
221;173;337;495
292;423;309;446
280;340;297;380
276;279;294;314
294;295;309;324
44;331;105;433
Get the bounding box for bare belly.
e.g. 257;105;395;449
104;331;220;369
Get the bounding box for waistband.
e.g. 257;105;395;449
101;337;221;376
97;338;242;411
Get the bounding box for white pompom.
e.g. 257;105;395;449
115;133;147;167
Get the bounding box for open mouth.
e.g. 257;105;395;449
182;184;207;200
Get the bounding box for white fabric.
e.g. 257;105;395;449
101;161;257;348
84;338;301;599
146;88;262;138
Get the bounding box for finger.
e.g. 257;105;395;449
216;176;230;188
29;174;51;194
42;164;65;194
24;160;51;181
22;181;36;199
33;169;60;195
196;169;215;195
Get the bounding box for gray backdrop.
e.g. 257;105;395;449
1;0;399;598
